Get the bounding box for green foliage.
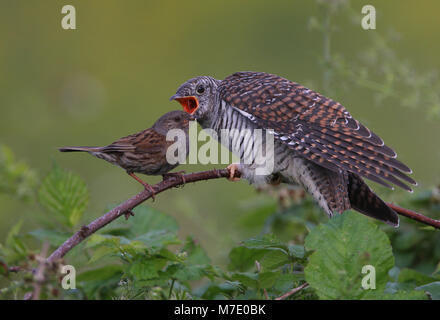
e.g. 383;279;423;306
38;164;89;228
223;233;309;300
0;145;439;300
310;1;440;119
0;221;28;265
0;144;36;200
79;207;218;299
305;212;395;299
305;212;394;299
387;189;440;272
416;282;440;300
228;234;305;272
28;229;72;247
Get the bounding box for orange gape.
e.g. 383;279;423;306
175;96;199;114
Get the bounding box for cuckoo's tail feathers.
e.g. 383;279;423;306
59;146;101;153
348;172;399;227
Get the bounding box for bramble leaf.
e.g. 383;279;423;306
0;144;37;200
416;282;440;300
305;211;394;299
38;165;88;228
29;229;71;246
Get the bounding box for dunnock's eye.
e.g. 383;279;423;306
174;116;181;122
196;85;205;95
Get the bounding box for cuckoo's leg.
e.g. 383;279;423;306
227;164;241;182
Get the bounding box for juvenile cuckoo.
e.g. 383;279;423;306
171;71;416;226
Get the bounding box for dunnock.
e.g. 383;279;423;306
59;110;192;198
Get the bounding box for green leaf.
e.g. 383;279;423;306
0;144;37;200
272;273;305;293
228;234;296;272
237;198;278;231
5;220;27;257
197;281;245;300
305;211;394;299
258;271;281;288
29;229;71;246
231;272;259;288
5;220;23;249
129;258;167;280
372;290;428;300
157;248;180;262
288;244;306;259
228;245;290;272
86;234;132;248
77;265;124;298
38;165;89;228
385;266;440;297
181;236;211;265
134;230;181;249
127;205;178;237
77;265;122;282
416;282;440;300
166;237;214;282
241;233;287;250
259;249;290;270
173;264;210;282
88;245;117;264
90;206;180;258
398;268;439;286
229;270;281;293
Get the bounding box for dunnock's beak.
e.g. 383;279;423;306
170;95;199;115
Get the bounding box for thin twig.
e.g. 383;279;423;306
8;266;22;273
32;242;50;300
386;202;440;229
46;167;439;264
255;260;269;300
169;279;175;299
263;288;269;300
276;282;309;300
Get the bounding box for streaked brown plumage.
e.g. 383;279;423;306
171;71;417;226
59;110;191;196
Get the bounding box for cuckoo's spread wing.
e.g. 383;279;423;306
219;71;416;192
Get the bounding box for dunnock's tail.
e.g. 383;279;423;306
59;146;101;153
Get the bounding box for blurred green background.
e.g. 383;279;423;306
0;0;439;265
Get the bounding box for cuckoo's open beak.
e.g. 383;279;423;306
170;95;199;115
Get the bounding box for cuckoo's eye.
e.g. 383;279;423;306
196;85;205;95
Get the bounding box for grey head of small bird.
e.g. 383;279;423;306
152;110;193;136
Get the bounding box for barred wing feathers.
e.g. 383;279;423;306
219;71;416;192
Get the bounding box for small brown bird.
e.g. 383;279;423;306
59;110;192;198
